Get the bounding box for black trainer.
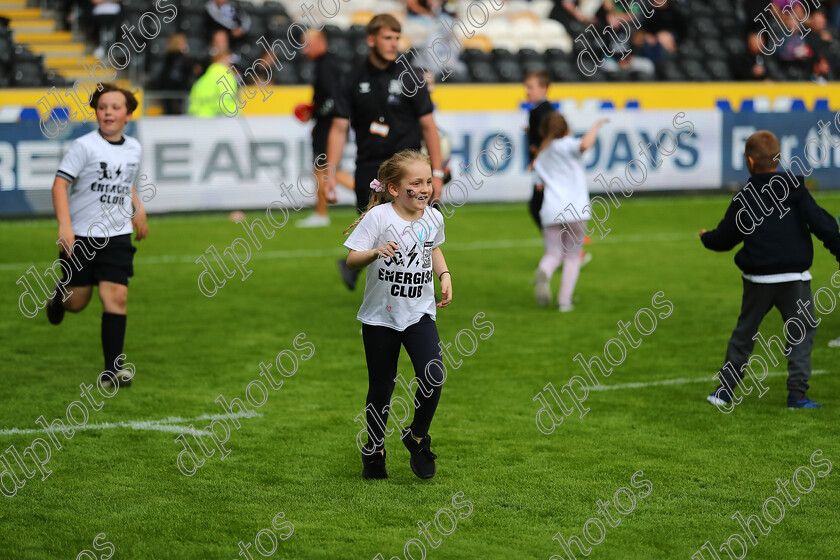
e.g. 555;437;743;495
99;371;118;388
46;286;66;325
361;446;388;479
402;433;437;479
337;259;359;291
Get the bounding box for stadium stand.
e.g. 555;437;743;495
0;0;837;98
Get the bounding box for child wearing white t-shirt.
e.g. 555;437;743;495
533;114;607;311
343;150;452;480
46;84;149;389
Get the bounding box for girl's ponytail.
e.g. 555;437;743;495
535;113;569;160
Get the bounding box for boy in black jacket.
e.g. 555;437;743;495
700;130;840;410
525;69;555;230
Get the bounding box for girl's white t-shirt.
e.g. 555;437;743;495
534;136;591;226
344;202;445;331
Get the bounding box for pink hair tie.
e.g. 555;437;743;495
369;179;384;192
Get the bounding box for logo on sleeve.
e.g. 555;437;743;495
359;82;371;94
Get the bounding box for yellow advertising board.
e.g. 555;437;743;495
0;83;835;121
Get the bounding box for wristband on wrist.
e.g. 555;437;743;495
438;270;450;280
432;169;445;178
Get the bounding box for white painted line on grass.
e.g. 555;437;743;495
0;233;697;271
0;410;262;438
591;370;827;391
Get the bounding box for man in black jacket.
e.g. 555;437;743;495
700;130;840;410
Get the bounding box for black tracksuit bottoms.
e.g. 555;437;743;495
361;314;444;450
719;279;816;395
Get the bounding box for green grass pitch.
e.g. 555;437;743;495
1;193;839;559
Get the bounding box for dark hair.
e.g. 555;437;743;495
525;69;550;88
745;130;781;172
344;149;430;234
535;113;569;158
366;13;401;36
89;83;139;114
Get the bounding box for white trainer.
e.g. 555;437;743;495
533;269;551;306
296;214;330;228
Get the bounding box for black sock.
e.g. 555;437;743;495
101;312;126;372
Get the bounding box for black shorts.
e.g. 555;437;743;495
312;135;328;161
61;234;136;287
312;119;330;162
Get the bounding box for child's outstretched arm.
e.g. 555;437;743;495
346;241;398;270
579;118;609;152
700;198;744;251
51;176;74;255
432;247;452;308
799;191;840;266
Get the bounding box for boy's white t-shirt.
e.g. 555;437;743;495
344;203;445;331
56;129;142;238
534;136;591;226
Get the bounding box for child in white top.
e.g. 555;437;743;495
46;84;149;388
532;114;607;311
343;150;452;480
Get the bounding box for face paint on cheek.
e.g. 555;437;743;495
406;189;415;197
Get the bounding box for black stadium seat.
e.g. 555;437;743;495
468;60;499;83
179;13;206;36
682;59;711;81
14;61;44;87
547;58;577;82
497;59;523;82
706;59;733;81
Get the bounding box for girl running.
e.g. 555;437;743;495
533;114;607;311
46;83;149;388
343;150;452;480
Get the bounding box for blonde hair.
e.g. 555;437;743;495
343;150;430;235
535;112;569;159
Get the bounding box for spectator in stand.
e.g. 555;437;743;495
205;0;251;50
188;49;236;117
806;10;837;65
156;33;202;115
406;0;457;18
641;0;688;63
812;55;833;83
207;28;241;69
600;6;656;80
829;0;840;32
90;0;121;59
777;7;813;76
732;31;783;81
550;0;597;36
406;0;466;80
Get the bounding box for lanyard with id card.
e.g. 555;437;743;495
369;75;391;138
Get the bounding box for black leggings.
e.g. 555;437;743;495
361;314;444;450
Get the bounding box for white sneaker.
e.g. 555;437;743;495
559;303;574;312
296;213;330;228
533;269;551;307
828;337;840;347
